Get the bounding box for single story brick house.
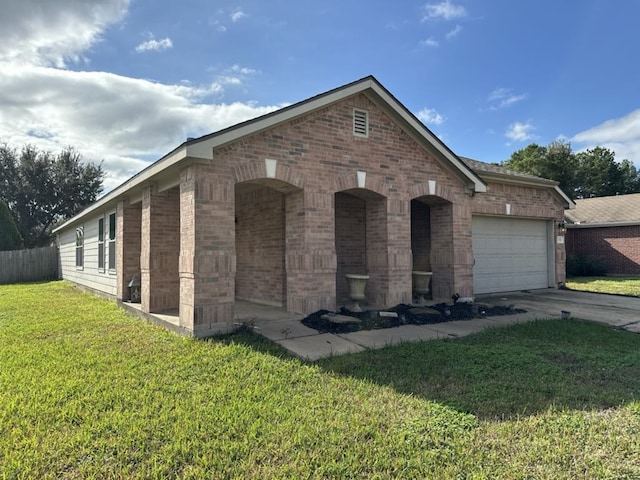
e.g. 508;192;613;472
565;193;640;274
54;76;573;337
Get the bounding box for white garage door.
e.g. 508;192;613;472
472;216;551;294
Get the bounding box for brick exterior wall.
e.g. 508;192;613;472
214;93;469;311
235;186;286;305
411;200;431;271
110;91;567;335
566;226;640;275
179;162;235;334
204;93;567;316
116;200;141;301
141;186;180;313
335;192;367;302
430;202;455;298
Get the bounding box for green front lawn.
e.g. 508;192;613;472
566;276;640;296
1;282;639;479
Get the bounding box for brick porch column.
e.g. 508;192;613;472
366;198;412;308
140;185;180;313
116;199;141;301
451;203;474;298
179;162;235;335
285;189;337;314
430;202;454;299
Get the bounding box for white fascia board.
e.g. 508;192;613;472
478;171;557;187
367;82;487;193
53;147;189;233
193;81;375;151
566;221;640;229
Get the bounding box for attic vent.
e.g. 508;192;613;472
353;109;369;137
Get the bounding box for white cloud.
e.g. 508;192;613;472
214;64;259;87
0;65;279;192
0;0;129;67
0;0;279;193
572;109;640;165
231;9;247;22
505;122;536;142
135;37;173;53
422;1;467;21
487;88;527;109
229;65;257;75
420;38;440;47
446;24;463;39
417;108;445;126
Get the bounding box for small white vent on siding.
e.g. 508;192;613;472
353;109;368;137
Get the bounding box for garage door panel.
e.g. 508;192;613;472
472;216;550;294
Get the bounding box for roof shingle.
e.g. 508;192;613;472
460;157;557;184
565;193;640;225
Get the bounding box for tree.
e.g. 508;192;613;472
575;147;621;198
504;143;548;176
0;143;104;248
619;159;640;194
0;199;23;251
503;141;640;199
503;140;579;197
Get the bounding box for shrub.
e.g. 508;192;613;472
567;253;606;277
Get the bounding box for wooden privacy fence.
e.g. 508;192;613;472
0;246;59;284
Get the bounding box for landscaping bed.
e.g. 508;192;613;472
302;302;526;334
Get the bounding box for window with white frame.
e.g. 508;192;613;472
98;217;105;271
75;226;84;268
108;212;116;271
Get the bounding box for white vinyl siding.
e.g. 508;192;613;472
58;210;117;297
472;216;552;294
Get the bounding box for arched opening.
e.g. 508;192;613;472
410;196;453;300
335;188;387;308
235;179;300;307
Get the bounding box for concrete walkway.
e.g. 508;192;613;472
240;290;640;361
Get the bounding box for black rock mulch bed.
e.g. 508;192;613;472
301;302;526;334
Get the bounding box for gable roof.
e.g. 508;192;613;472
54;76;573;233
460;157;575;208
565;193;640;227
55;75;488;233
186;75;487;191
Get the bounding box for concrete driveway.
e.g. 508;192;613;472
477;289;640;332
246;289;640;361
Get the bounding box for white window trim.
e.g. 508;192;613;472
107;211;116;274
75;226;84;270
98;216;105;273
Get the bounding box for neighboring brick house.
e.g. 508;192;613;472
54;76;573;337
565;193;640;274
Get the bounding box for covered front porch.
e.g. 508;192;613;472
115;160;462;337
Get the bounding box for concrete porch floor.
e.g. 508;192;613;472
122;290;640;362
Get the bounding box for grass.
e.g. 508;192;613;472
1;282;639;479
566;276;640;296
